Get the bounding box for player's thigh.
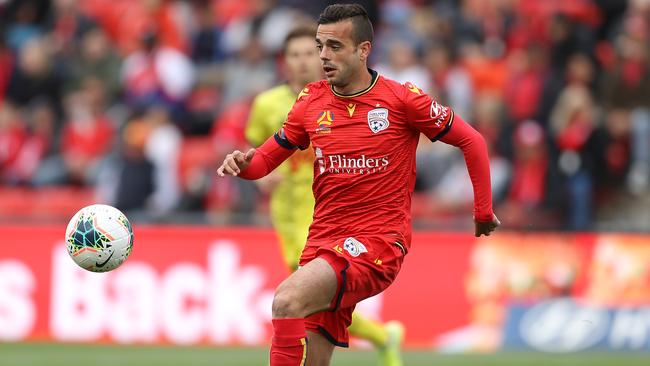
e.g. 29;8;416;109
306;330;335;366
273;257;338;317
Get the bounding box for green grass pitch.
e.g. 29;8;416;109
1;343;648;366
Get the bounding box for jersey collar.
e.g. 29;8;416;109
330;68;379;98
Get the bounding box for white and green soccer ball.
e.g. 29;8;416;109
65;204;134;272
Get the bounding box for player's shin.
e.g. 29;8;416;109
270;318;308;366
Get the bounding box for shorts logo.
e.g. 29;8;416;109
429;100;449;127
343;237;368;257
368;108;389;133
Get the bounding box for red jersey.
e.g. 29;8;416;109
281;70;455;252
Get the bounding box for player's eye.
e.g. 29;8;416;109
316;44;323;51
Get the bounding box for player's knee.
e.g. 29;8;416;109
272;288;305;318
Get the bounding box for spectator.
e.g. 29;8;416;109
207;97;259;224
4;0;45;51
88;104;181;216
590;109;632;192
374;39;433;94
190;0;226;65
504;47;544;123
0;102;28;184
111;114;155;212
549;53;598;230
424;43;473;119
218;35;275;106
601;17;650;195
82;0;190;54
64;27;122;102
33;89;113;186
46;0;97;55
220;0;299;56
501;120;550;228
142;104;182;215
121;30;195;112
0;100;52;185
0;37;12;102
5;37;63;121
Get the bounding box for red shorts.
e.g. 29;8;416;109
299;235;405;347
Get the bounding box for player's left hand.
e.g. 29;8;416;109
474;214;500;237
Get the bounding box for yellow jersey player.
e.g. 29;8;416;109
245;25;405;366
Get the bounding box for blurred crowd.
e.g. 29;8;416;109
0;0;649;231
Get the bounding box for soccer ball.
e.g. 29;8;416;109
65;204;134;272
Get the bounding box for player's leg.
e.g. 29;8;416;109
305;330;335;366
270;257;338;365
270;188;313;271
277;233;302;271
349;312;404;366
349;312;388;348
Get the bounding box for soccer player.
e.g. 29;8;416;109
217;4;500;366
246;25;405;366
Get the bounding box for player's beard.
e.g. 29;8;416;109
326;66;349;88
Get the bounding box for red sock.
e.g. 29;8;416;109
270;318;307;366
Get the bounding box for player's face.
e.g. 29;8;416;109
284;36;323;86
316;20;370;88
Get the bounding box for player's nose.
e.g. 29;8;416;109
319;47;330;61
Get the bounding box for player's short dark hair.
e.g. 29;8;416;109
317;3;373;45
283;25;317;54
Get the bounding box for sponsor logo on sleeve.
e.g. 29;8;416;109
429;100;450;127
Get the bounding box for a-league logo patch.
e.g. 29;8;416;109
367;108;389;133
343;237;368;257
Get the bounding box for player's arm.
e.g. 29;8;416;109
438;115;500;236
217;131;296;179
244;91;286;191
217;93;310;180
404;82;499;236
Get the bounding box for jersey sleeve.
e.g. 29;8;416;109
403;82;454;141
278;88;310;150
245;95;273;147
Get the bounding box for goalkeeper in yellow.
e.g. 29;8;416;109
245;25;404;366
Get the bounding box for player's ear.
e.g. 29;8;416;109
358;41;371;62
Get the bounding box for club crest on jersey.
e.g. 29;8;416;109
343;237;368;257
316;110;334;134
368;108;389;134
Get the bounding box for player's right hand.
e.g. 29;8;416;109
217;148;255;177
